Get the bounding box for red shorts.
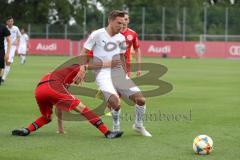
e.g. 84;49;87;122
35;81;80;119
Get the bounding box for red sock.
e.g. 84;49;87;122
81;107;109;135
27;116;51;132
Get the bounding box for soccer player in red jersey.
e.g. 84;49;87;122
121;11;142;77
12;63;123;138
56;50;97;133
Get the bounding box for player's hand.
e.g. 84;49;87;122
73;74;84;85
73;69;86;85
136;70;141;77
56;130;66;134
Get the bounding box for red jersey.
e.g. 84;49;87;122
39;64;80;85
121;28;140;63
35;64;81;113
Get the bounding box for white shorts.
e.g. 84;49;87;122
6;45;17;63
18;45;27;55
96;75;141;101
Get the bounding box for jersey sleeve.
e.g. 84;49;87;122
26;34;29;41
132;32;140;49
16;27;21;37
83;32;96;50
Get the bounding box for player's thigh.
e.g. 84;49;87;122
120;89;145;106
36;83;80;114
119;86;141;100
116;78;145;104
96;78;118;102
7;46;17;63
35;84;54;119
36;100;53;119
51;84;80;112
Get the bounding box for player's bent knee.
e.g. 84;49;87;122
75;102;86;112
136;97;146;106
111;105;120;111
43;116;52;123
130;93;146;106
108;94;120;110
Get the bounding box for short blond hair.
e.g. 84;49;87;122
108;10;125;21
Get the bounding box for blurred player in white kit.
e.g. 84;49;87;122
17;28;29;64
2;16;21;83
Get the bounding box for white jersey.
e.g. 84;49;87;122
19;33;29;47
5;25;21;46
84;28;126;79
18;33;29;54
4;25;21;63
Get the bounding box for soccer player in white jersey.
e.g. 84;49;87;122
2;16;21;83
75;10;152;137
17;28;29;64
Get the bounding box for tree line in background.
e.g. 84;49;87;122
1;0;239;40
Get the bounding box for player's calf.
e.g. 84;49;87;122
12;116;51;136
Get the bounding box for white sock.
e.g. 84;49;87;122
135;104;146;128
111;109;121;127
20;55;23;63
20;55;26;64
2;65;10;80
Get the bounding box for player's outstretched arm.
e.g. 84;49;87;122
120;53;127;73
135;48;142;76
56;108;65;134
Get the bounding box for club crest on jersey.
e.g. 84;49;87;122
127;35;133;41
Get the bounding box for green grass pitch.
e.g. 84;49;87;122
0;56;239;160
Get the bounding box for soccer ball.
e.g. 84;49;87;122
193;135;213;155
